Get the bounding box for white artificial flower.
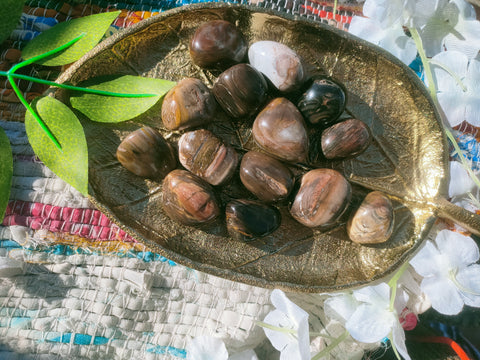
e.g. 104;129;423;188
262;289;310;360
420;0;480;58
324;284;410;360
186;336;229;360
448;160;478;197
348;283;410;360
398;266;432;315
348;0;427;65
186;336;258;360
349;16;417;65
431;51;480;127
410;229;480;315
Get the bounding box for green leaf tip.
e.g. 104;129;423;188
70;75;176;123
0;127;13;222
25;96;89;196
22;10;121;67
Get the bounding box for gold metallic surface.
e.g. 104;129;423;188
56;4;480;292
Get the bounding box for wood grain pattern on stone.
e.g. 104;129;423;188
162;169;220;225
116;126;176;179
239;151;294;202
290;168;352;228
252;97;309;163
161;77;216;130
321;118;371;159
347;191;394;244
178;129;239;186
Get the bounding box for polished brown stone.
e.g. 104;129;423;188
321;118;371;159
239;151;294;202
189;20;247;69
252;97;309;163
178;129;239;186
226;199;281;241
161;77;216;130
297;77;346;127
212;63;268;118
347;191;394;244
162;169;220;225
116;126;176;179
290;168;351;227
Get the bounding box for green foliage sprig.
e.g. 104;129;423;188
0;10;175;210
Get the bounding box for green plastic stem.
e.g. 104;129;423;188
7;73;157;97
311;330;349;360
8;74;62;150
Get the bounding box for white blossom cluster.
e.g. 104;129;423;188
186;1;480;359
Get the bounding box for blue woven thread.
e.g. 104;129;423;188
453;133;480;171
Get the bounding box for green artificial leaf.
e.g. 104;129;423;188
0;0;25;45
0;127;13;221
21;11;120;66
70;75;176;123
25;96;88;196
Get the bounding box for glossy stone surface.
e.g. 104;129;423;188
161;78;216;130
347;191;394;244
252;97;309;163
240;151;294;202
178;129;239;186
189;20;247;68
212;63;268;118
162;169;220;225
226;199;281;241
116;126;176;179
290;168;352;227
321;118;371;159
248;40;306;92
297;78;346;127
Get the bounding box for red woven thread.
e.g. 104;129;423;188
410;336;471;360
3;200;136;242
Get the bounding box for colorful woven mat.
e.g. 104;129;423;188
0;1;369;359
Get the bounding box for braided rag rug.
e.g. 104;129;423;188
1;1;478;359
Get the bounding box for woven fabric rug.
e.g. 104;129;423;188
3;1;480;359
0;1;370;359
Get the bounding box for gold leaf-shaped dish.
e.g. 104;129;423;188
57;3;480;292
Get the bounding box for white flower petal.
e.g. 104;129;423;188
451;0;477;20
270;289;309;326
465;59;480;92
186;336;229;360
263;310;296;351
264;290;310;360
279;342;304;360
456;264;480;307
409;240;442;277
449;160;476;197
323;293;359;324
421;21;451;58
421;277;464;315
353;283;390;306
393;287;409;315
431;51;468;92
444;20;480;59
346;303;395;343
435;229;480;268
391;323;411;360
228;349;258;360
348;16;385;44
464;94;480;127
437;90;466;127
379;30;417;65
